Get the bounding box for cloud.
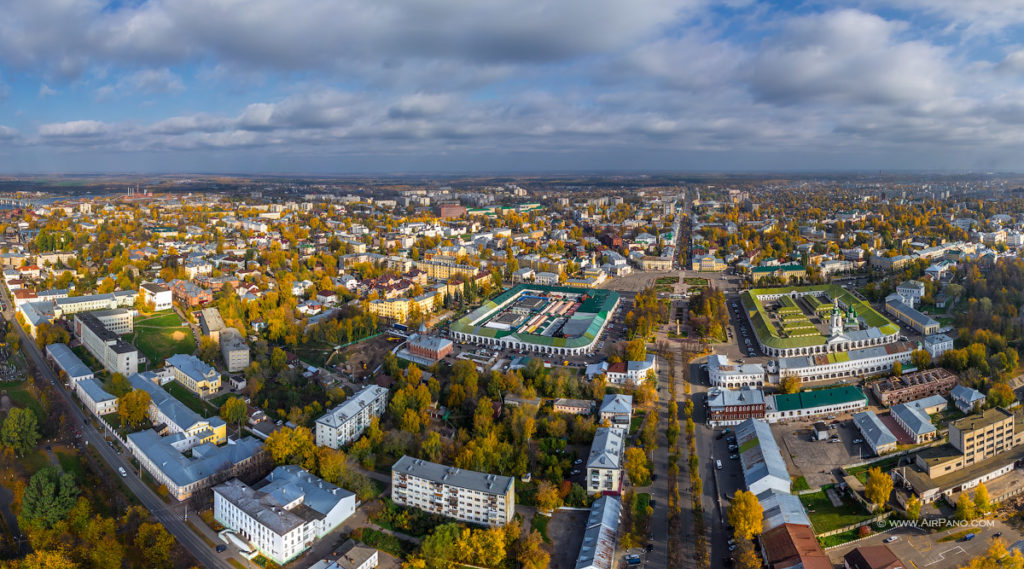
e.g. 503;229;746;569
38;83;57;97
38;120;111;138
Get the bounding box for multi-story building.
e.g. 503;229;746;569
166;353;221;397
200;307;227;343
691;255;726;272
76;378;118;416
585;355;657;385
870;368;958;406
220;329;250;373
367;291;440;322
949;407;1020;467
74;311;139;377
315;385;388;449
707;386;767;426
895;280;926;307
171;279;213;307
552;398;594;415
391;456;515;526
128;372;227;445
140;282;173;311
405;333;453;362
586;427;625;495
751;264;807;283
924;333;954;360
885;298;940;335
707;354;766;388
598;394;632;426
213;466;357;565
55;290;138;316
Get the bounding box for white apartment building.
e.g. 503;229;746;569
391;456;515;526
74;311;139;377
707;354;767;388
214;466;357;565
315;385;388;449
140;283;173;311
56;291;137;316
586;427;625;495
896;280;926;307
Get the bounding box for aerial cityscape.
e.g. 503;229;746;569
3;2;1024;569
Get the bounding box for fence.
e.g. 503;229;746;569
816;511;893;538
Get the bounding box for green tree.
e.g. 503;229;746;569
727;490;764;541
865;467;894;511
108;372;131;397
135;522;175;569
270;347;287;371
911;349;932;370
419;523;460;569
219;396;247;432
20;466;79;529
1;407;39;456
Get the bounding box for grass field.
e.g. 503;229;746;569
684;277;709;286
0;380;47;423
531;513;551;543
655;276;680;285
163;380;214;417
799;487;873;533
131;312;195;368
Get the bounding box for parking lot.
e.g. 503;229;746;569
544;509;590;569
709;426;748;502
773;418;874;488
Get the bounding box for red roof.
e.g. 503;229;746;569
761;524;831;569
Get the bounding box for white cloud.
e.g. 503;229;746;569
38;120;110;137
38;83;57;97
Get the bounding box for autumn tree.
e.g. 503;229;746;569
892;361;903;376
865;467;894;511
960;538;1024;569
727;490;763;541
955;491;976;521
623;447;651;486
974;483;990;515
6;550;79;569
734;538;762;569
988;383;1015;408
517;530;551;569
136;522;175;569
905;495;921;521
107;373;131;397
117;389;151;431
911;349;931;370
778;374;800;395
265;426;317;471
219;395;248;432
625;338;647;362
1;407;39;456
198;336;220;365
534;481;562;513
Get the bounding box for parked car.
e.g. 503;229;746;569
729;454;739;460
728;444;738;451
853;438;864;444
118;467;127;477
883;536;898;543
962;533;976;542
216;545;227;553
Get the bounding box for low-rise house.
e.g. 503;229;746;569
598;394;632;426
573;496;621;569
552;398;594;415
707;387;766;426
891;399;938;444
166;353;221;397
76;378;118;416
852;411;898;456
45;343;94;383
951;385;985;414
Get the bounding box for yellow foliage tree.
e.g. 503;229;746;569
728;490;764;541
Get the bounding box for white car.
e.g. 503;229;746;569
118;467;127;477
883;536;899;543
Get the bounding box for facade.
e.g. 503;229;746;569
885;298;940;335
315;385;389;449
367;291;440;322
949;407;1019;468
213;466;357;565
751;264;807;283
586;427;626;495
74;311;139;377
171;279;213;307
127;429;263;501
406;333;454;362
76;377;118;416
691;255;726;272
891;400;938;444
585;355;657;385
766;386;868;422
852;411;898;456
870;368;958;406
735;419;791;495
55;291;137;316
895;281;926;307
776;341;915;383
639;256;672;271
951;385;985;414
391;456;515;526
552;398;594;415
221;329;251;373
707;354;766;388
45;342;94;383
128;372;227;445
574;496;621;569
166;353;222;396
140;282;173;311
707;387;767;426
924;333;954;360
598;394;632;426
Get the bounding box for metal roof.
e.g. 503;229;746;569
772;386;867;412
587;427;626;470
757;488;810;531
736;419;791;494
891;402;936;437
574;496;621;569
45;343;94;380
852;411;897;449
391;456;513;496
316;385;388;429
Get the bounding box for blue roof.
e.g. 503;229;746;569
166;354;218;384
128;429;262;488
891;402;936;437
128;372;225;433
45;343;94;379
575;496;621;569
735;419;791;494
852;411;897;448
78;377;116;403
260;465;355;516
757;488;810;531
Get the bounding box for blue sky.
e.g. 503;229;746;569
3;0;1024;174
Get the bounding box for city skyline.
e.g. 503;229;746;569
3;1;1024;173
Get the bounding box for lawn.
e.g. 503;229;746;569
163;380;215;417
846;456;901;478
799;488;873;533
791;476;810;492
818;528;864;548
55;447;88;482
131;313;195;368
0;380;46;423
531;513;551;543
684;277;709;286
655;276;680;285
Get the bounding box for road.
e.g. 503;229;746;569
1;286;231;569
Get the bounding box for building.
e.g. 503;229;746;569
852;411;898;456
751;264;807;283
843;545;908;569
639;256;672;271
776;341;915;384
598;394;632;426
74;312;139;377
55;291;138;316
315;542;379;569
885;298;940;335
391;456;515;526
438;204;467;219
200;307;227;343
166;353;222;397
758;488;811;532
891;400;938;444
707;387;767;426
83;308;134;334
573;496;621;569
924;333;954;360
405;333;454;363
140;282;173;311
735;419;791;495
766;386;867;422
171;279;213;307
552;398;594;415
315;385;389;449
585;355;657;385
127;429;263;501
587;427;626;495
951;385;985;414
220;328;250;373
707;354;766;388
45;343;94;383
691;255;726;272
76;377;118;416
213;466;357;565
128;372;227;446
367;290;441;323
895;280;926;307
949;407;1020;468
760;523;831;569
870;368;958;406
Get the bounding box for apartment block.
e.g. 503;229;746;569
140;282;173;311
221;329;250;373
586;427;625;495
315;385;388;449
949;407;1020;467
391;456;515;526
74;311;139;377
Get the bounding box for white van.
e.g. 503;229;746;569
716;460;723;470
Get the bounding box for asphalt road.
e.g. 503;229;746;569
1;286;230;569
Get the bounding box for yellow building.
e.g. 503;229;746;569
414;260;478;280
691;255;726;272
368;290;441;322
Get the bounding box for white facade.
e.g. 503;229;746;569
76;378;118;416
74;312;139;377
925;333;954;361
586;427;625;495
708;354;766;388
315;385;388;449
140;283;173;311
776;341;915;383
391;456;515;526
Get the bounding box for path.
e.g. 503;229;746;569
0;485;27;557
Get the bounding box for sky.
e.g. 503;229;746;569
4;0;1024;174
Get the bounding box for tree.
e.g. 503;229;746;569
8;550;79;569
727;490;763;541
623;447;651;486
419;523;460;569
20;466;79;529
625;338;647;362
892;361;903;376
988;383;1015;408
117;389;151;430
108;373;131;397
905;495;921;521
974;483;991;515
911;349;932;370
265;426;317;471
865;467;894;511
219;396;247;432
1;407;39;456
778;374;800;395
270;347;287;371
136;522;175;569
198;336;220;365
534;481;562;513
517;530;551;569
955;491;976;521
383;352;400;377
960;538;1024;569
734;538;762;569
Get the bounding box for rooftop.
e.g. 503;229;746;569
128;429;262;489
574;496;621;569
316;385;388;429
392;456;513;495
772;386;867;412
587;427;626;470
852;411;898;448
45;343;94;379
952;407;1014;433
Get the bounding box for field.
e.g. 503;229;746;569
164;380;215;417
0;380;46;423
683;277;709;287
655;276;680;285
799;486;873;533
130;311;195;367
